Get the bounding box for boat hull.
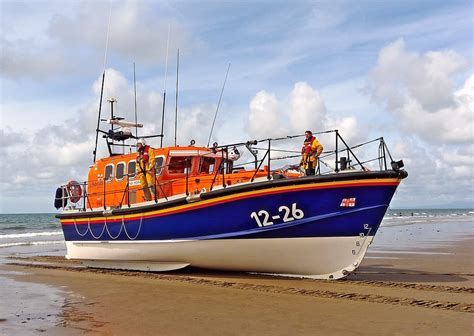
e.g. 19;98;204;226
66;236;373;279
58;172;405;279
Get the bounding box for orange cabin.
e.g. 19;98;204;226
86;146;269;209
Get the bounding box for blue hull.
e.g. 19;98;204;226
61;183;398;242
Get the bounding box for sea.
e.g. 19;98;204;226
0;209;473;260
0;213;65;261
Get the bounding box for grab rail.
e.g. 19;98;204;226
57;131;402;211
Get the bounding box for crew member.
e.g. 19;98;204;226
300;130;323;176
136;138;156;201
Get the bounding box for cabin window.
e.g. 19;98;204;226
105;164;114;182
128;161;136;178
155;157;164;175
168;157;191;174
199;157;215;174
116;162;125;181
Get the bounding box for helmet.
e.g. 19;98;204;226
137;138;146;146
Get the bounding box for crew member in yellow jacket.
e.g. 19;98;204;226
300;130;323;176
136;138;156;201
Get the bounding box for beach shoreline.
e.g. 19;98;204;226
1;236;472;335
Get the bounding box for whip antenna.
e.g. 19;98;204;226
133;62;138;138
207;63;231;147
160;24;171;148
174;48;179;147
93;1;113;162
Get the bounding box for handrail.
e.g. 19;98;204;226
118;177;130;208
154;164;158;202
209;152;224;191
58;130;401;211
250;147;269;182
266;139;271;180
336;132;365;171
185;157;190;196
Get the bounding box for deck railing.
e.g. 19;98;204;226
56;130;402;211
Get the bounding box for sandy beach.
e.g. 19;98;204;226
0;235;472;336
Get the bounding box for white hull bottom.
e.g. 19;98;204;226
66;236;374;280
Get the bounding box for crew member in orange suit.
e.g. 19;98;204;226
136;138;156;201
300;130;323;176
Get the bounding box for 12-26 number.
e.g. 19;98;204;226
250;203;304;227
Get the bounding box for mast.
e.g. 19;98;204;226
174;48;179;147
106;98;117;156
160;25;171;148
92;1;112;162
93;71;106;162
207;63;231;147
133;63;138;138
108;98;117;131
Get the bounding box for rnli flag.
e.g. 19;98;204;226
340;198;356;207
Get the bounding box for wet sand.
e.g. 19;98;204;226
0;238;472;335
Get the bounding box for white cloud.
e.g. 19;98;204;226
47;1;190;65
324;116;359;144
366;39;473;144
247;90;283;139
289;82;327;131
93;68;128;97
176;105;217;146
0;1;192;82
0;128;26;151
246;82;361;145
390;139;473;207
0;37;67;79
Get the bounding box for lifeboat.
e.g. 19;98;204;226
55;98;407;280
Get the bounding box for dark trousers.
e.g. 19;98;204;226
305;167;315;176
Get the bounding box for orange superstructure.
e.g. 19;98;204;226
86;146;269;209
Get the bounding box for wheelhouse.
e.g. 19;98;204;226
84;146;267;210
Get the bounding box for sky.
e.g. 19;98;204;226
0;0;473;213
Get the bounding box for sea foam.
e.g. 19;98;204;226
0;240;65;248
0;231;63;240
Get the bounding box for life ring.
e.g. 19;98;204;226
67;180;82;203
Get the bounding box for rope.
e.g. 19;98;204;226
73;218;89;237
89;217;106;240
123;215;142;240
104;216;123;240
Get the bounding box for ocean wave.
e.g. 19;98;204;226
1;225;28;231
0;240;65;248
0;231;63;239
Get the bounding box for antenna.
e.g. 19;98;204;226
207;63;231;147
93;72;106;162
174;48;179;147
160;25;171;148
133;62;138;138
93;1;113;163
106;97;117;156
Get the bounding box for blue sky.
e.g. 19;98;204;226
0;0;473;212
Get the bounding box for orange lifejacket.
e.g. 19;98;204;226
137;145;155;176
302;137;316;155
137;145;150;164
